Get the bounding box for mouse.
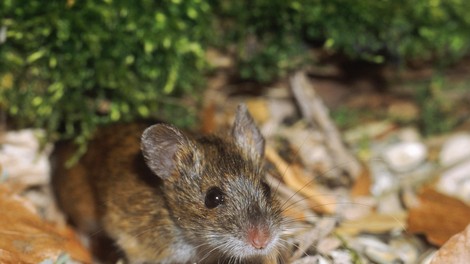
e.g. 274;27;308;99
52;104;286;263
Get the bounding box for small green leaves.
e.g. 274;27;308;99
0;0;209;144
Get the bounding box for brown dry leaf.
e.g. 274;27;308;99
265;145;337;214
246;99;270;124
265;174;313;223
0;184;91;264
335;212;407;236
407;187;470;246
281;205;308;223
430;223;470;264
350;163;372;197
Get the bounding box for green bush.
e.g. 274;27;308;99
212;0;470;82
0;0;211;148
2;0;470;147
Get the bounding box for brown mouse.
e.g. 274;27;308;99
52;104;286;263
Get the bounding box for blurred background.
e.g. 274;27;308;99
1;1;470;263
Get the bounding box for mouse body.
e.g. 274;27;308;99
52;105;285;263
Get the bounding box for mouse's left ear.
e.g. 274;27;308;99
141;124;201;180
231;103;265;160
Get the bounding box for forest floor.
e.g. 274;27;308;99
1;52;470;263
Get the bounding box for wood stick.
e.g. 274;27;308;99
290;71;361;180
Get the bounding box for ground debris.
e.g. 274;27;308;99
0;184;91;264
407;187;470;246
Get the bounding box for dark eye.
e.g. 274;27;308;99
205;187;225;209
261;181;271;198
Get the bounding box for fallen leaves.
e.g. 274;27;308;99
336;212;407;236
350;164;372;197
265;145;337;214
407;187;470;246
0;184;91;264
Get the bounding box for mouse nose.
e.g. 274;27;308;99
247;227;271;249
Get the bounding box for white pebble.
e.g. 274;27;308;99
437;160;470;203
440;133;470;166
382;142;427;172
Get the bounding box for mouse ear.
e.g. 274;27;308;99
231;104;265;160
141;124;198;180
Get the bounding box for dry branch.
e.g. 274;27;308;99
290;71;361;181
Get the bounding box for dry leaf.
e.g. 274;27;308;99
265;174;312;222
350;163;372;197
336;212;407;236
246;99;270;124
407;187;470;246
265;145;337;214
0;184;91;264
430;223;470;264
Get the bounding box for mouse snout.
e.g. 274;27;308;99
247;226;271;249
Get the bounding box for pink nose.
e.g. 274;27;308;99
248;227;271;249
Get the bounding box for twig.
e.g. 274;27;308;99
290;71;361;180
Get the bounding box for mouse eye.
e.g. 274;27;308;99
205;187;225;209
261;181;271;198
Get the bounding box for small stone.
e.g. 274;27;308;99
355;236;401;264
437;159;470;204
389;238;420;264
0;129;52;186
316;236;342;254
353;236;390;252
365;246;401;264
382;141;427;172
340;196;375;220
369;161;398;196
377;192;404;214
396;127;421;142
291;256;323;264
439;133;470;166
330;250;354;264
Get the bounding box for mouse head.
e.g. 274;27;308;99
141;104;284;261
